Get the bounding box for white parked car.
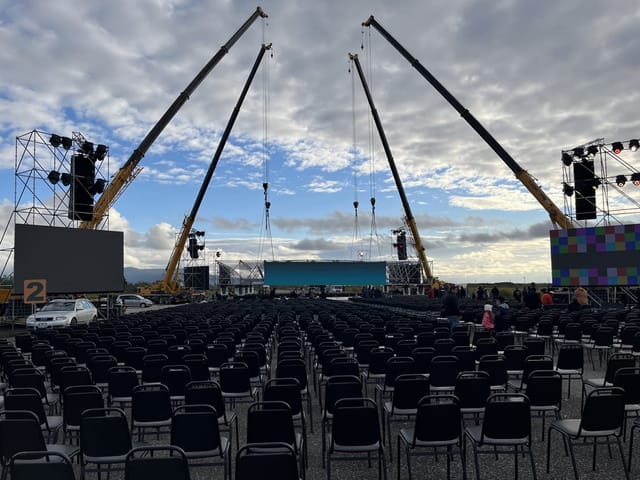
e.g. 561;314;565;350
116;294;154;308
26;298;98;330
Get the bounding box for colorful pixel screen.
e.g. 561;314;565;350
550;224;640;286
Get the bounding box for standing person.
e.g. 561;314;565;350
441;286;461;330
513;287;522;303
482;304;495;330
491;286;500;302
494;296;511;331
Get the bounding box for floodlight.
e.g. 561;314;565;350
81;141;94;155
587;145;599;158
49;134;62;148
592;177;602;189
60;173;72;186
631;172;640;186
612;142;624;154
562;183;574;197
572;147;584;159
93;179;106;194
61;137;73;150
616;175;627;187
562;152;573;166
47;171;60;185
630;139;639;152
94;144;108;160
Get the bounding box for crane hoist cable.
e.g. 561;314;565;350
349;58;361;256
258;43;274;263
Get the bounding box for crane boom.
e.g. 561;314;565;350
350;53;433;284
81;6;268;229
158;43;271;294
362;16;574;230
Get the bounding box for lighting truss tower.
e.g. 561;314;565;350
561;138;640;226
0;129;110;281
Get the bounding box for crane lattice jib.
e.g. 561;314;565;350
80;7;268;229
362;16;574;230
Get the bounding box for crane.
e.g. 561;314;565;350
349;53;434;284
141;43;272;297
362;16;575;230
80;6;268;229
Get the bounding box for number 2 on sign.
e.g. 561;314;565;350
24;279;47;304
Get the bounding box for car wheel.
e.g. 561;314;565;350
91;315;97;323
140;302;147;308
70;318;77;327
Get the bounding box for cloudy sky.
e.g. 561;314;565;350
1;0;639;286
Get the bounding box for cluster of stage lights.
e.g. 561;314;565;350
561;139;640;195
46;134;108;194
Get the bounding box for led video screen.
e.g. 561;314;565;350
14;224;124;294
264;261;387;286
550;224;640;286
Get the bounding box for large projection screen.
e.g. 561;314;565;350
264;261;387;286
550;224;640;287
14;224;125;294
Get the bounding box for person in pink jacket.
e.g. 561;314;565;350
482;304;495;330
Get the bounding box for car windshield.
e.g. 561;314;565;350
41;301;75;312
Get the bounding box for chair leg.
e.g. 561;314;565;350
514;445;519;480
546;428;552;473
616;436;630;480
380;447;388;480
566;438;579;480
629;424;637;473
528;444;538;480
472;443;481;480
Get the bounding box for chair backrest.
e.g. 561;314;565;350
367;347;395;375
411;347;436;374
141;354;169;383
160;365;192;396
235;443;299;480
331;397;381;448
107;366;139;399
503;345;528;371
451;346;476;372
263;377;303;416
323;375;362;416
429;355;461;388
604;353;635;384
275;359;308;390
391;374;430;411
413;395;461;444
170;404;223;455
184;381;226;419
131;384;172;423
454;371;490;409
125;446;191;480
613;367;640;404
522;355;553;383
383;356;415;388
478;354;507;387
4;387;47;425
246;401;296;447
522;337;545;356
59;365;94;392
0;410;47;464
9;451;76;480
63;385;105;430
525;370;562;408
80;408;132;458
580;387;625;434
219;362;251;394
481;393;531;441
556;344;583;370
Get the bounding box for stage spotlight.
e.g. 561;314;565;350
631;172;640;186
592;177;602;189
562;183;574;197
61;137;73;150
60;173;72;186
612;142;624;154
47;171;60;185
81;141;94;155
562;152;573;166
93;178;106;194
94;144;108;161
572;147;584;159
587;145;599;158
630;139;639;152
616;175;627;187
49;134;62;148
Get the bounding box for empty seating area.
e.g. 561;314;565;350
0;297;639;479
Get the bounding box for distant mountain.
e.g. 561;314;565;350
124;267;166;284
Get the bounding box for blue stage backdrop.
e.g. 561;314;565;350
264;261;387;286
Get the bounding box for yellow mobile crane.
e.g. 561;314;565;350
80;7;267;230
361;16;575;230
140;43;271;299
